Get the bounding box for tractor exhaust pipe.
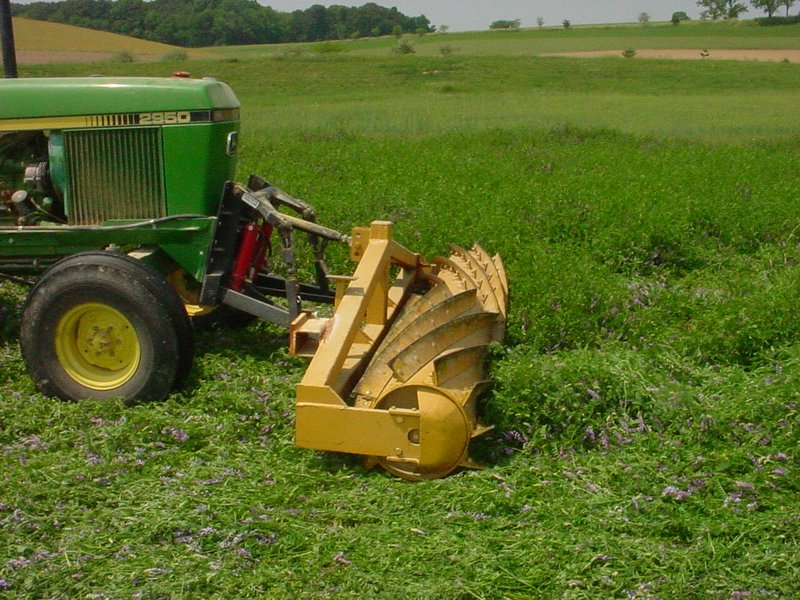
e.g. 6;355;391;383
0;0;18;78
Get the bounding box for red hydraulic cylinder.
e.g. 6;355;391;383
231;223;271;291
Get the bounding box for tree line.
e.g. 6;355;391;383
10;0;434;47
697;0;795;19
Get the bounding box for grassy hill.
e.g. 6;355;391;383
195;20;800;60
10;17;800;64
12;17;182;62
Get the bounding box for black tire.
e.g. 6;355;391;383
20;252;193;402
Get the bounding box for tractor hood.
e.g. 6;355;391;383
0;77;240;120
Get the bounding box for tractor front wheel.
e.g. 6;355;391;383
20;252;193;402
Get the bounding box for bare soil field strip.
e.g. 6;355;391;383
16;51;164;64
18;48;800;65
543;48;800;62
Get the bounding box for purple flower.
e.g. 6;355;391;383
0;579;10;590
333;552;351;566
584;426;596;442
592;554;611;565
662;486;691;501
174;533;194;544
614;431;632;446
634;415;647;433
587;388;600;400
725;492;742;506
771;468;785;476
8;557;31;569
199;477;224;486
170;429;188;443
503;430;528;445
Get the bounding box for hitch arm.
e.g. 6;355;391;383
248;174;317;222
245;177;350;292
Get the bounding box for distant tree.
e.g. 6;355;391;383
698;0;721;18
671;11;691;24
750;0;781;16
780;0;795;15
727;1;749;17
10;0;432;46
489;19;520;30
536;16;544;27
291;4;335;42
697;0;748;19
439;24;449;33
562;19;571;29
639;12;650;25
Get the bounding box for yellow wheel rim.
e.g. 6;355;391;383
55;303;141;390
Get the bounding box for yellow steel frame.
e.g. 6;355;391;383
292;221;432;463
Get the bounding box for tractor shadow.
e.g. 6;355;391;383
184;318;300;388
0;280;27;345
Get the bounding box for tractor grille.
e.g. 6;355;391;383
64;128;166;225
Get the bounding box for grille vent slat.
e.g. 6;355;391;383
64;128;166;225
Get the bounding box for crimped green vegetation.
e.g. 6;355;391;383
2;26;800;598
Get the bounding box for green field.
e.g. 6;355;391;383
195;19;800;59
2;22;800;598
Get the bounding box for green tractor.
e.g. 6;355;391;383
0;75;508;480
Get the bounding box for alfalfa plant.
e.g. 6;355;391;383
393;38;415;55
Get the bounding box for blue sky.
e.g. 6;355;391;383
257;1;717;32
